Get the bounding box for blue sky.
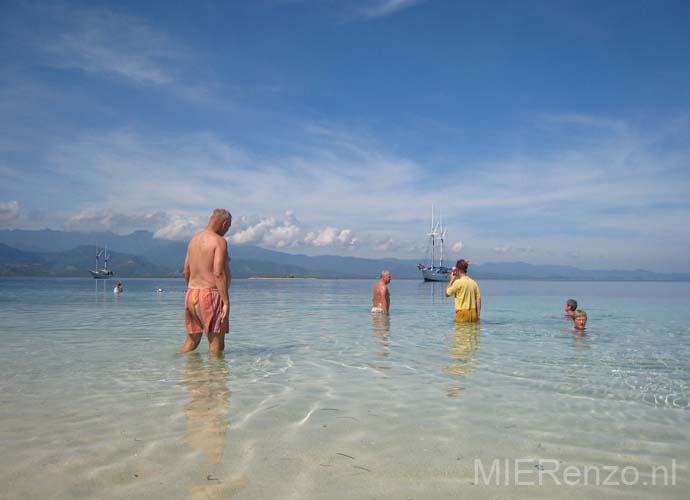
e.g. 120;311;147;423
1;0;690;272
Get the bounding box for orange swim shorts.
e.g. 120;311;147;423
184;288;229;335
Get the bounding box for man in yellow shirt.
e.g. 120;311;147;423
445;259;481;322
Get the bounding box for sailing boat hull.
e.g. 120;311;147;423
419;206;451;282
91;245;113;279
420;267;451;282
90;270;113;279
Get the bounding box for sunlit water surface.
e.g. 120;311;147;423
1;278;689;499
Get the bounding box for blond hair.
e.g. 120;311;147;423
573;309;587;320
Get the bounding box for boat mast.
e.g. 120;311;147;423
104;246;109;271
430;205;435;268
439;211;444;268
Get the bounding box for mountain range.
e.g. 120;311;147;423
1;229;689;281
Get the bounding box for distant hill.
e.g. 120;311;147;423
0;229;167;254
0;239;343;278
1;229;689;280
472;262;690;281
0;243;170;277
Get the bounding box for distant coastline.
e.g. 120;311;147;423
247;276;307;280
2;275;690;282
2;229;690;281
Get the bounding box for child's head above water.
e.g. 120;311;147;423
573;309;587;330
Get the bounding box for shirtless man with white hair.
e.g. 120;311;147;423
372;270;392;315
180;208;232;355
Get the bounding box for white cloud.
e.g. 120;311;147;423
21;117;690;267
153;215;206;240
374;238;395;252
64;209;169;234
538;112;628;134
43;128;423;240
5;111;690;268
62;209;207;240
358;0;424;18
229;214;299;247
228;212;357;249
304;227;357;247
41;6;179;86
451;241;464;252
0;200;21;226
486;243;538;258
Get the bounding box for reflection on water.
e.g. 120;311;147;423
179;353;231;465
571;330;590;353
368;314;391;372
444;322;480;397
419;281;447;305
92;279;111;303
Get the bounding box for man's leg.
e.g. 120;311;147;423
208;332;225;355
180;333;202;353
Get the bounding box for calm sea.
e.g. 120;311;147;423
1;277;689;499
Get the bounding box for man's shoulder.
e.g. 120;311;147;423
196;229;227;244
189;230;207;243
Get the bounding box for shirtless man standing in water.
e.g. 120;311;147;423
180;209;232;355
371;270;391;315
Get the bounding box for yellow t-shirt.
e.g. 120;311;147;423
446;275;481;311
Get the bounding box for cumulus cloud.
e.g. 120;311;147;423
0;200;21;226
153;215;205;240
228;212;357;249
263;223;302;248
229;213;300;248
304;227;357;247
451;241;464;253
62;209;209;239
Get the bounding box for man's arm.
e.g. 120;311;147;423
477;297;481;319
213;238;230;321
183;249;191;285
445;274;457;297
383;288;390;315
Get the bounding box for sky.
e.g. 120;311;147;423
1;0;690;272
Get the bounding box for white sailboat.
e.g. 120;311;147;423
90;246;114;279
417;207;452;282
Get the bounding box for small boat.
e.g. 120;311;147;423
418;207;452;282
90;246;114;279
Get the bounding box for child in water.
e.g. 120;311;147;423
573;309;587;330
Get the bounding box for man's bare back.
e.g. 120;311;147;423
180;209;232;355
185;229;229;289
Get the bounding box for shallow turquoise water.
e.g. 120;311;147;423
1;277;689;499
